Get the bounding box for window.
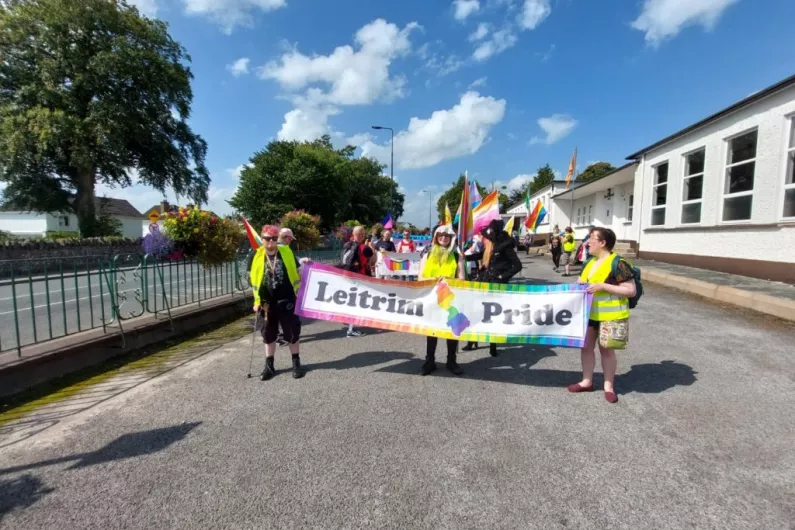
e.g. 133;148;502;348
627;194;634;222
723;129;757;221
784;119;795;218
681;148;705;224
588;205;593;223
58;216;70;227
576;207;581;225
650;162;668;226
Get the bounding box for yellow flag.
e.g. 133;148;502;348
444;202;453;225
504;216;515;234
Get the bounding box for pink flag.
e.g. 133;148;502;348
472;190;501;235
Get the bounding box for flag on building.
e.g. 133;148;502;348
524;199;547;233
382;212;394;229
504;216;515;234
242;216;262;250
444;203;453;225
472;190;501;235
565;147;577;190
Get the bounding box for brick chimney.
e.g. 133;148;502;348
160;200;170;213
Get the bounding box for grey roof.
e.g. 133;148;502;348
551;161;638;199
95;197;141;218
626;73;795;160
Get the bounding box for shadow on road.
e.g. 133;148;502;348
0;422;201;475
0;474;54;521
300;327;394;344
309;350;415;372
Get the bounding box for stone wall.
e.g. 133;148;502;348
0;238;143;278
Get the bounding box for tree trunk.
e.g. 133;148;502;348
75;169;98;237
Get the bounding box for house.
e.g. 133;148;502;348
550;162;639;245
626;73;795;283
140;200;177;236
0;197;143;238
504;180;575;239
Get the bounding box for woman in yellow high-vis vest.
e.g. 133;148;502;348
567;227;636;404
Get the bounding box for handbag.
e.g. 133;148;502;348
599;319;629;350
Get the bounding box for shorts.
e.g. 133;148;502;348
587;319;600;330
562;252;573;265
261;300;302;344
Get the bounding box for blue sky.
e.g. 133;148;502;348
111;0;795;226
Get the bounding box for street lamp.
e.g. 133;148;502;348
372;125;394;216
424;190;433;230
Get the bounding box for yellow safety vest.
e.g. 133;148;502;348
563;234;576;253
250;245;301;306
421;252;458;279
580;254;630;321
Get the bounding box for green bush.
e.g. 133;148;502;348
44;231;81;239
278;210;321;250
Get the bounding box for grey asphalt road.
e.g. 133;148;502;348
0;262;246;353
1;256;794;529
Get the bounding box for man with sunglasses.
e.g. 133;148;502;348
250;225;311;380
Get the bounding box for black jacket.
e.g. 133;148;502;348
466;230;523;283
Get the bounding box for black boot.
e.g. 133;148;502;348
489;343;498;357
260;356;276;381
421;355;436;376
291;354;305;379
462;341;478;351
446;342;463;376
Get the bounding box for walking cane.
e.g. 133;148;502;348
247;310;265;378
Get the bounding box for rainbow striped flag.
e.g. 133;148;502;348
382;255;412;271
472;190;501;235
242;216;262;250
470;181;482;209
524;199;547;233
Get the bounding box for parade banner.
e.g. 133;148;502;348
296;263;592;347
375;252;422;278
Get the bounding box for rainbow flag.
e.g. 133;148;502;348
382;212;393;230
524;199;547;233
472;190;501;235
382;255;412;271
242;216;261;250
470;181;482;209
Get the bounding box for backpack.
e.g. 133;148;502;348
339;242;357;270
612;255;643;309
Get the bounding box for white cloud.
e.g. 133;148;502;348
468;76;488;89
529;114;578;145
228;165;250;178
182;0;287;34
400;187;443;228
535;43;555;62
226;57;250;77
419;42;465;77
260;19;419;106
469;23;490;41
507;174;534;191
128;0;158;16
359;91;506;170
276;105;339;142
631;0;741;46
346;133;374;146
453;0;480;21
518;0;551;30
472;28;517;61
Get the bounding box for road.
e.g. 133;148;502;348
0;255;793;529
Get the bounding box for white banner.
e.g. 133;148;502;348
296;264;592;347
374;252;422;278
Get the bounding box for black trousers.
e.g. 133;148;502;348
426;337;458;359
551;251;561;268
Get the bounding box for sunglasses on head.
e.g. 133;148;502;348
262;236;278;242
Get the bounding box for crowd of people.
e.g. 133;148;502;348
250;218;635;404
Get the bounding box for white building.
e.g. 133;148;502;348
626;73;795;283
550;162;639;243
0;197;143;238
504;180;573;238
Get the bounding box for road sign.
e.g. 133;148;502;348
149;223;160;234
148;209;160;223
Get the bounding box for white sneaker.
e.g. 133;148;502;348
347;329;364;337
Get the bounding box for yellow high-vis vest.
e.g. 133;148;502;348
580;253;630;321
563;234;576;253
421;252;458;279
250;245;301;307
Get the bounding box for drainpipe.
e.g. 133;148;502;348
636;156;646;256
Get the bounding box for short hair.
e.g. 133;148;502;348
591;227;617;251
353;225;365;236
565;226;573;233
261;225;279;238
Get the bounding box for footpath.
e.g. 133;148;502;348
523;249;795;322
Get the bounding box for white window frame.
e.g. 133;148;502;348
782;116;795;220
627;194;634;222
576;207;581;225
720;127;757;224
681;147;705;225
650;161;668;226
588;205;593;224
58;215;70;228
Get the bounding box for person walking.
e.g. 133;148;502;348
278;227;298;251
568;227;636;404
466;219;523;357
419;224;466;376
550;233;562;272
373;229;396;252
250;225;311;381
561;226;576;277
340;226;373;337
396;230;416;253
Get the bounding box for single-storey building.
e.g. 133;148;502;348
626;73;795;283
0;197;143;238
504;180;575;238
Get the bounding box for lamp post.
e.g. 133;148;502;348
372;125;394;216
424;190;433;230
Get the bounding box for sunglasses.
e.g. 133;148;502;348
262;236;278;242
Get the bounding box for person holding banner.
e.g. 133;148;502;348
251;225;311;381
340;226;373;337
396;230;416;253
419;224;466;376
568;227;636;404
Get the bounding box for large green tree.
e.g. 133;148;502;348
0;0;209;236
435;174;488;222
230;135;403;231
577;161;615;182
